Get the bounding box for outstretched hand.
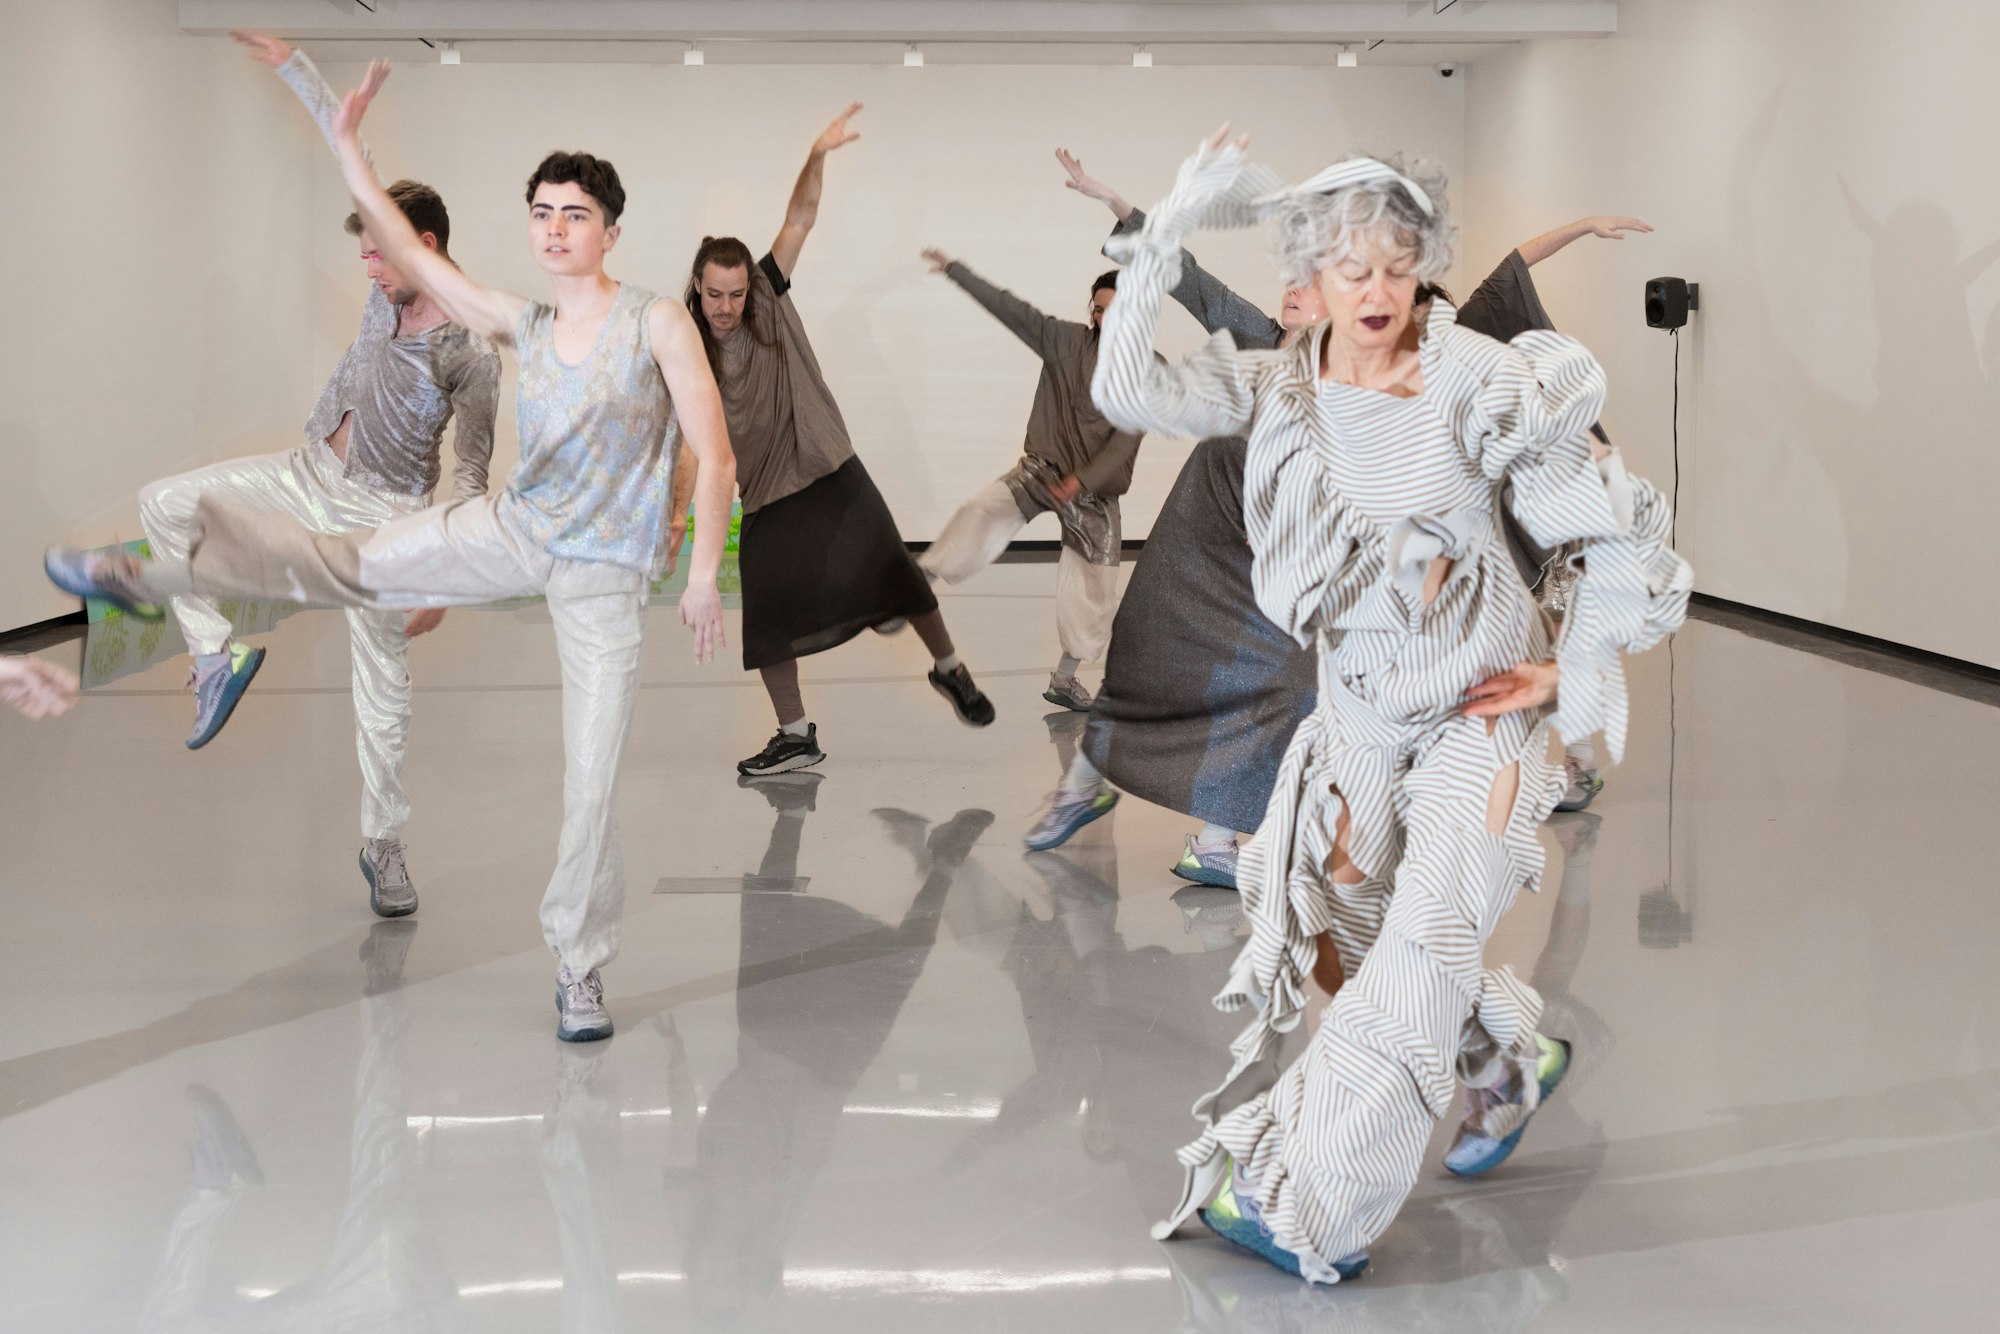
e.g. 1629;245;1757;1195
680;582;725;665
814;102;864;156
1585;215;1653;240
1460;661;1560;719
333;60;391;144
1055;149;1112;202
919;247;953;275
230;31;294;68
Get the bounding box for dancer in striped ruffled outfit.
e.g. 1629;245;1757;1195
1093;130;1691;1282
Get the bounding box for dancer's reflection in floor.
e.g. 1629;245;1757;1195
541;1045;622;1333
1161;811;1611;1332
137;921;463;1332
665;772;991;1323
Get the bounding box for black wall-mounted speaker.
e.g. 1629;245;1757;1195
1645;276;1699;329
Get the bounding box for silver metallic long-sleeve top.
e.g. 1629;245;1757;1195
280;50;501;501
942;261;1142;498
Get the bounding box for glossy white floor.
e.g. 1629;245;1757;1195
4;562;1997;1332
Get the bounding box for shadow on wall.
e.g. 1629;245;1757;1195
1719;83;2000;657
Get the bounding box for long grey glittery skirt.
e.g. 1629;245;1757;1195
1080;437;1317;833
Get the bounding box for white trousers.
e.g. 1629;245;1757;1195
920;479;1120;663
139;441;428;841
184;491;647;976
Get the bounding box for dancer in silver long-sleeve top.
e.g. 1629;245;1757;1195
1093;132;1690;1282
135;35;500;917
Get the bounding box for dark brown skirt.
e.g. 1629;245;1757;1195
739;457;938;670
1081;437;1317;832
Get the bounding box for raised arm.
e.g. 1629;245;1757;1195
330;63;525;344
920;250;1069;364
649;300;737;665
1110;207;1282;350
768;103;862;279
1055;147;1136;223
1516;216;1652;267
233;32;371;165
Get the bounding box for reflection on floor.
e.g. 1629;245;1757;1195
2;563;1997;1331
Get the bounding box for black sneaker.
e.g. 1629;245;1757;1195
737;724;826;776
929;664;996;727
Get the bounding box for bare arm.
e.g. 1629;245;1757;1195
649;300;737;665
331;63;525;344
1055;147;1135;223
1516;216;1653;267
769;103;863;279
233;33;371;165
661;441;697;576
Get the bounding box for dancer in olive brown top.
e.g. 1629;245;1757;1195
686;105;993;777
918;249;1141;713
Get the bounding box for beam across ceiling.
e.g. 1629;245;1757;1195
178;1;1619;45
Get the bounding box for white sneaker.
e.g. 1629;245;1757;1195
555;964;613;1043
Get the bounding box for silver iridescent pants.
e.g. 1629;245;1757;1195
139;439;428;841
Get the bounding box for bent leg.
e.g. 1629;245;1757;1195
538;562;647;977
919;479;1028;585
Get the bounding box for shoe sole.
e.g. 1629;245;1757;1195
1041;689;1092;712
1023;792;1119;851
187;647;266;750
359;848;418;919
1444;1038;1573;1178
1170;860;1239;889
930;676;996;728
736;750;826;777
45;550;164;621
554;986;615;1042
1198;1208;1369;1283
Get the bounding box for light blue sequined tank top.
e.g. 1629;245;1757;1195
503;283;680;572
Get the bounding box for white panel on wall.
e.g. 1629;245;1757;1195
1465;0;2000;667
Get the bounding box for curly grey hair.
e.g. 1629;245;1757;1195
1268;153;1457;290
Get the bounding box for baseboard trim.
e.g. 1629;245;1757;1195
0;610;86;654
1689;593;2000;703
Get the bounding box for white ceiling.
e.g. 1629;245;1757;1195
179;1;1618;66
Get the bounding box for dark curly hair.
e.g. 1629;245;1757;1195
524;151;627;225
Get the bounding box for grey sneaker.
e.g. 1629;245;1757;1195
1554;757;1604;813
556;963;614;1043
186;642;266;750
360;837;418;918
1043;674;1094;712
1023;787;1119;851
1171;835;1240;889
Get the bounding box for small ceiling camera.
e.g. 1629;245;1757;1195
1437;62;1457;78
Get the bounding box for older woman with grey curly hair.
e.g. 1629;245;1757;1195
1093;129;1691;1283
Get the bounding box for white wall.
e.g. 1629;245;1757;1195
306;60;1463;546
1465;0;2000;668
0;0;318;630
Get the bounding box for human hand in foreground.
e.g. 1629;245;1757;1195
230;31;294;68
680;580;724;664
1460;661;1560;718
1;657;80;719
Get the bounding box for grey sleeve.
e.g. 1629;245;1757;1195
444;341;501;502
1074;427;1141;498
943;261;1067;363
277;49;371;165
1109;207;1282;351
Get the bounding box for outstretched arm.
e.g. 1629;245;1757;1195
1055;147;1136;223
921;249;1069;363
330;63;525;345
769;103;863;279
649;300;737;665
1516;216;1653;267
234;32;370;165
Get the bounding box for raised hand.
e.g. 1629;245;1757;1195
333;60;391;145
919;247;953;275
1460;661;1561;719
1585;215;1653;240
230;31;294;68
814;102;864;156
